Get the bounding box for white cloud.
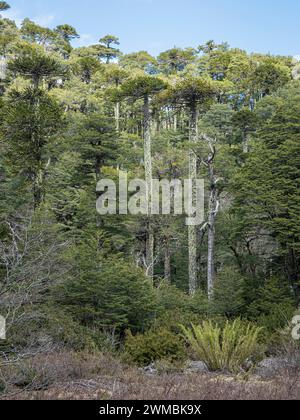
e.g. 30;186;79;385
34;14;56;27
73;34;97;47
3;7;56;28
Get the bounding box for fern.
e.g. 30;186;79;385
181;319;263;373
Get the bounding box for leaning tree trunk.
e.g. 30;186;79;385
143;94;154;280
188;104;198;295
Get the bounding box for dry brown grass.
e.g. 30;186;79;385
1;351;300;400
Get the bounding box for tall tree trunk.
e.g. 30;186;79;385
243;130;250;153
207;158;219;299
173;112;177;131
115;102;120;132
164;239;171;282
143;95;154;280
188;104;198;295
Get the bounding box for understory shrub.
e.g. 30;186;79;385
153;283;212;332
247;277;296;333
124;327;186;366
181;319;264;373
55;250;157;334
211;268;246;317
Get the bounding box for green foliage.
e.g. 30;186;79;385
44;307;96;351
0;1;10;12
211;268;246;317
55;24;79;43
119;51;157;72
8;44;66;86
250;59;291;97
247;277;295;331
0;87;62;206
0;5;298;367
181;319;263;373
157;47;196;74
20;18;54;45
55;245;156;333
120;75;167;100
98;34;121;64
167;76;219;107
232;82;300;293
153;283;210;331
124;327;186;366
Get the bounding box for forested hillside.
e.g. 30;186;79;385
0;1;299;398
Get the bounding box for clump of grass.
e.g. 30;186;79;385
181;319;263;373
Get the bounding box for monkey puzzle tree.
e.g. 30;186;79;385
168;77;218;295
103;64;128;131
3;48;64;207
54;24;79;58
21;18;56;47
98;34;121;64
119;76;167;279
119;51;157;72
157;47;196;74
55;24;79;43
0;1;10;12
8;44;65;89
0;88;62;208
198;40;218;55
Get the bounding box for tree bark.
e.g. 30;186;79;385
243;130;250;153
115;102;120;132
188;104;198;295
164;240;171;282
207;157;218;299
143;95;154;280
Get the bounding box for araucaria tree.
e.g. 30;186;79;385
99;34;121;64
120;76;167;279
2;48;63;207
0;1;10;12
168;77;218;295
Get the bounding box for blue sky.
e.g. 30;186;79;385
3;0;300;57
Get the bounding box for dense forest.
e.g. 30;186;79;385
0;1;299;399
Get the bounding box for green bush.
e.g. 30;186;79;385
153;283;211;332
247;277;296;332
55;250;157;334
44;307;96;351
181;319;264;373
124;328;186;366
211;268;246;317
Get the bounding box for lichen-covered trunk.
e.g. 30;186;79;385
207;216;215;299
207;162;217;299
164;240;171;282
115;102;120;132
188;104;198;295
243;131;250;153
143;95;154;280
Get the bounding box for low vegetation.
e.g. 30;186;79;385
181;320;263;373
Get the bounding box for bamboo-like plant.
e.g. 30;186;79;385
181;319;263;373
